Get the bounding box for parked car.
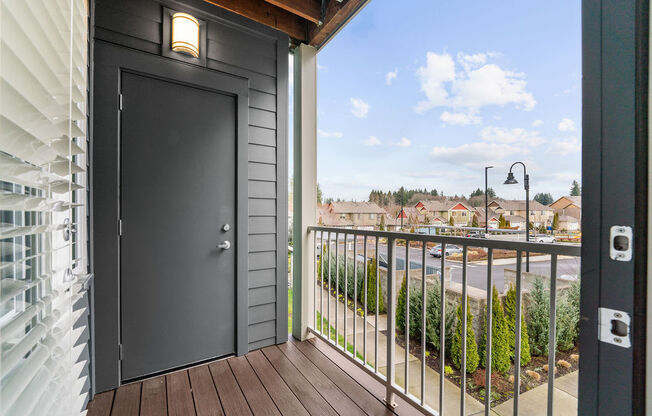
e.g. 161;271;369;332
429;244;463;257
535;235;556;243
466;231;486;238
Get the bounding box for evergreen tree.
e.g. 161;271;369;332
534;192;554;206
379;215;386;231
570;180;581;196
451;303;480;373
449;216;455;226
498;214;507;229
471;214;479;227
396;277;407;331
552;212;560;230
479;286;511;373
504;284;531;366
364;258;384;313
317;184;323;204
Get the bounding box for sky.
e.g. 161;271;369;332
293;0;581;202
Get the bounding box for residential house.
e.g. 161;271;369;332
317;204;353;228
488;199;555;228
558;214;581;231
550;195;582;220
415;199;474;226
327;201;387;229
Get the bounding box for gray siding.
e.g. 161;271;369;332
94;0;288;353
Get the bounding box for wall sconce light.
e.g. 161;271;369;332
171;12;200;58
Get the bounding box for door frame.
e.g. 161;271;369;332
580;0;648;413
93;40;249;387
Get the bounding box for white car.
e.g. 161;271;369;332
429;244;463;257
535;235;556;243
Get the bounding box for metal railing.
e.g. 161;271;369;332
307;226;581;416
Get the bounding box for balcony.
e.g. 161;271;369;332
1;0;646;415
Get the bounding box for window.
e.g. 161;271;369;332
0;1;90;413
369;213;376;220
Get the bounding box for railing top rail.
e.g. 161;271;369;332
308;225;581;257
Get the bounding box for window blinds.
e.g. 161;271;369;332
1;1;91;415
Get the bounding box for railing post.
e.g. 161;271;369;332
291;44;317;341
384;236;397;408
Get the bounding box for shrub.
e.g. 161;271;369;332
527;278;551;356
526;278;580;356
504;284;531;366
479;286;511;373
396;277;407;331
451;303;480;373
365;258;385;314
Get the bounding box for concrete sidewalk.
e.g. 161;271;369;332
493;372;578;416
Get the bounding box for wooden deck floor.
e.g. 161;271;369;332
87;337;424;416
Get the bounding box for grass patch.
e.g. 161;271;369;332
316;311;365;362
288;287;293;334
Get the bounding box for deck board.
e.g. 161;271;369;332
87;390;114;416
140;377;167;416
189;366;224;416
87;339;416;416
111;383;141;416
228;355;281;416
209;360;253;416
167;371;196;416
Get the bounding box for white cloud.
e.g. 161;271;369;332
440;111;481;125
480;126;545;146
318;129;343;139
394;137;411;147
431;142;522;167
385;69;398;85
532;119;543;127
547;137;580;156
415;51;536;115
414;52;456;113
349;97;370;118
364;136;381;146
317;63;327;71
557;118;576;132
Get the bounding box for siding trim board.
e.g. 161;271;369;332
92;0;289;392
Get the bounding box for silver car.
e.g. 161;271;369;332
429;244;463;257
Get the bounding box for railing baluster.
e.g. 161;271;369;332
485;248;493;415
353;234;358;357
440;242;446;415
420;243;427;406
461;245;468;416
344;233;348;351
335;232;340;345
513;250;523;415
328;232;332;341
375;236;380;373
314;231;318;330
364;235;368;364
405;240;410;394
547;254;558;416
385;236;397;408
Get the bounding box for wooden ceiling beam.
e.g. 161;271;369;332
262;0;321;24
308;0;367;47
203;0;308;42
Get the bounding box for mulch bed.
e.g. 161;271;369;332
390;331;579;406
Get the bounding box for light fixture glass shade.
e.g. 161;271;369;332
171;12;200;57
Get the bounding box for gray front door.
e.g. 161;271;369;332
120;72;236;381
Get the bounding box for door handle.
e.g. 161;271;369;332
217;240;231;250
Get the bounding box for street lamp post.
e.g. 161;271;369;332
485;166;493;235
504;162;530;272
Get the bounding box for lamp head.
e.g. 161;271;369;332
504;172;518;185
